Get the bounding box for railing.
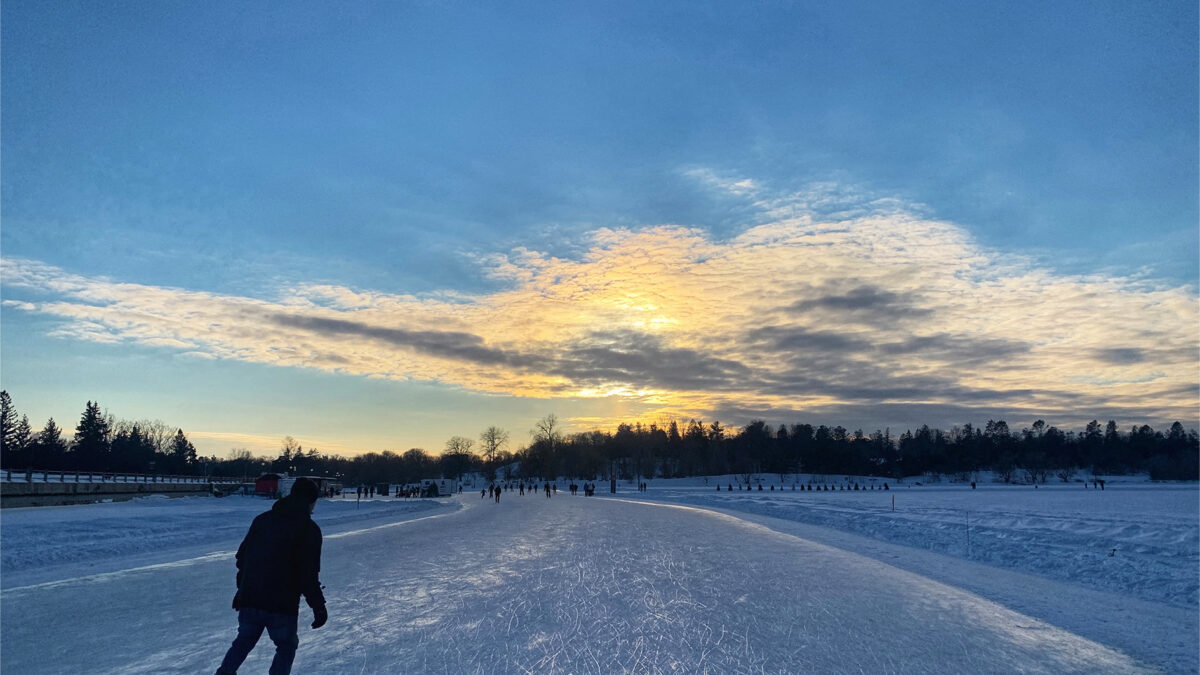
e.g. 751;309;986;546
1;469;244;485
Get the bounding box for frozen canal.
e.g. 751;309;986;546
1;486;1192;673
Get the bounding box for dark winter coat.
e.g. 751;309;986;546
234;495;325;616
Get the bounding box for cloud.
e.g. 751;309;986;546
1093;347;1146;365
785;285;931;318
3;179;1197;430
185;430;364;458
683;167;761;197
747;326;873;354
551;330;753;393
268;313;537;369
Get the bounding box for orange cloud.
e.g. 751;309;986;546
4;182;1196;430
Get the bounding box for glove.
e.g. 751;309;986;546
231;592;241;611
311;604;328;629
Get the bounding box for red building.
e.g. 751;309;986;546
254;473;281;497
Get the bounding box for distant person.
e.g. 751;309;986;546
216;477;327;675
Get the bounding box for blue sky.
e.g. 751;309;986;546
2;1;1196;457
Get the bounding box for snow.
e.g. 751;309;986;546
1;481;1195;673
630;477;1200;607
0;493;446;589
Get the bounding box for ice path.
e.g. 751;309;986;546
2;493;1152;674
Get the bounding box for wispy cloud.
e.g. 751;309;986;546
185;430;362;458
4;180;1196;429
682;167;761;197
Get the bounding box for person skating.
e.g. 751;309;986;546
216;477;327;675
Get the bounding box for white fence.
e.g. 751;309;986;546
1;469;243;485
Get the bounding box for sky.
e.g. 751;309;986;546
2;1;1197;459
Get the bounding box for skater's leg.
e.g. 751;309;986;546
217;609;267;674
264;612;300;675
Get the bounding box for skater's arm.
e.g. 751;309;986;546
299;523;326;609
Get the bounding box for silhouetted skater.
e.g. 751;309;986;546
217;478;326;675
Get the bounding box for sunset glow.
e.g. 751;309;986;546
2;2;1195;456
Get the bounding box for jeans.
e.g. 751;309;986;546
216;607;299;675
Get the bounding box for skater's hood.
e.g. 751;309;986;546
271;494;313;518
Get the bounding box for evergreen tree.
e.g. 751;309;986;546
73;401;111;471
12;415;33;467
111;424;157;472
37;418;68;469
0;391;17;466
169;429;198;474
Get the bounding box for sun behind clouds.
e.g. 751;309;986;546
3;183;1196;430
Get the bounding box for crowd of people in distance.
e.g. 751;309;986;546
481;481;600;501
716;481;890;492
567;482;597;496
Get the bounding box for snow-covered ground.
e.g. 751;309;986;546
630;475;1199;607
0;493;446;589
1;480;1195;673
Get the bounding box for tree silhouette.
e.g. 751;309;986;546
479;426;509;465
0;391;16;466
36;418;68;469
441;436;476;480
73;401;111;471
168;429;198;474
11;415;32;467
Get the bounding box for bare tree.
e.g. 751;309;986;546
136;419;174;455
532;414;562;446
445;436;475;455
228;448;255;481
479;426;509;464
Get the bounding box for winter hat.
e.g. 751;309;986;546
291;477;319;504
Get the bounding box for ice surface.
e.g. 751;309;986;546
0;482;1195;673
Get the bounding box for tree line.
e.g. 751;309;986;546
508;414;1198;483
1;392;1196;486
0;393;199;475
